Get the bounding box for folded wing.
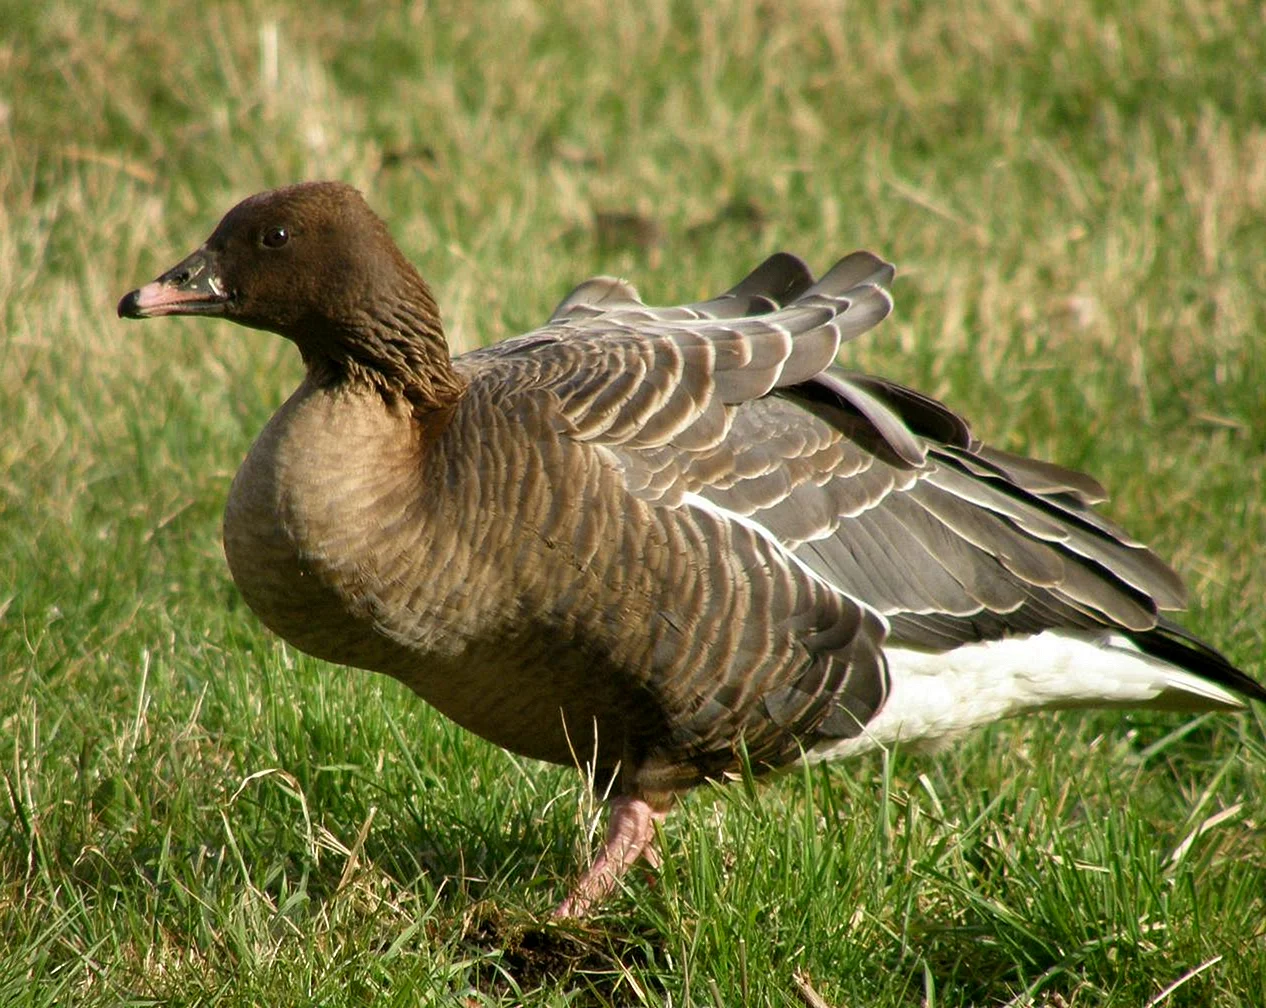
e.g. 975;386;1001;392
459;252;1261;777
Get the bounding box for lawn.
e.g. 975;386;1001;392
2;0;1265;1004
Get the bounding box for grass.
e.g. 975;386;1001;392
3;0;1266;1003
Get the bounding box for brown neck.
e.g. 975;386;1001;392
301;274;467;411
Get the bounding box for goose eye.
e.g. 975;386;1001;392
261;226;289;249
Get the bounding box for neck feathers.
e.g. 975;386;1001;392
305;271;467;410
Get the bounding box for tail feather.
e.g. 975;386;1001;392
1127;620;1266;706
806;628;1257;763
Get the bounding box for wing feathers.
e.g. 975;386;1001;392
715;251;815;308
807;251;896;295
547;276;644;321
462;250;1253;782
802;370;930;467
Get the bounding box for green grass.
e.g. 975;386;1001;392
3;0;1266;1003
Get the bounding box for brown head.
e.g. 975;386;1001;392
119;182;463;406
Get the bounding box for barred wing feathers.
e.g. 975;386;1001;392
457;252;1260;779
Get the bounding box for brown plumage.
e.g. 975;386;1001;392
119;182;1264;916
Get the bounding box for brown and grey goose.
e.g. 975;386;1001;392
119;182;1265;916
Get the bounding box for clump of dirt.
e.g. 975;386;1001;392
463;908;664;1003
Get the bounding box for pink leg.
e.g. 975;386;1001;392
552;795;668;918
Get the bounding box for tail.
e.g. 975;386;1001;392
807;628;1260;761
1126;619;1266;707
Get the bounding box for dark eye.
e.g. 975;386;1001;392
260;226;289;249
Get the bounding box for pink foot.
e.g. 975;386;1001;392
552;794;668;918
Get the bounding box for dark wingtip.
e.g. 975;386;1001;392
1130;622;1266;705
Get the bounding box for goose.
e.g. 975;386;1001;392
119;182;1264;917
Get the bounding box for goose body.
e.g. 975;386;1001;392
120;182;1264;915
